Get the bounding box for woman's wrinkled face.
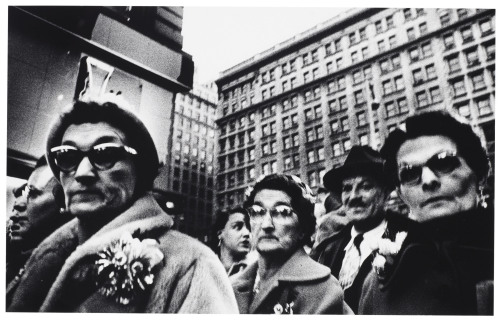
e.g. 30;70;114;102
396;135;478;222
250;189;303;257
220;212;251;256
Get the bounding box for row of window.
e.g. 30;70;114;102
220;9;490;109
219;147;255;171
173;153;214;175
218;167;256;190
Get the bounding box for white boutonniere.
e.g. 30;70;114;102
94;232;164;305
372;231;408;277
274;302;294;314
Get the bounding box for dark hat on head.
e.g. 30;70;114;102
323;145;391;194
45;95;159;195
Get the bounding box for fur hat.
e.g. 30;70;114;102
323;145;391;194
45;95;159;195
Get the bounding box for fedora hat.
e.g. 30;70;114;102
323;145;390;194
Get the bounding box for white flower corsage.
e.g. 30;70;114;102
94;232;164;305
372;231;407;277
274;302;294;314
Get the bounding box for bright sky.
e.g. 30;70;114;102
182;6;350;84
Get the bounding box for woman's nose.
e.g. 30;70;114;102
421;166;440;190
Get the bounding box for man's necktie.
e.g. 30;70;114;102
339;233;364;290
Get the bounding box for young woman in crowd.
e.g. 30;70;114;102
211;207;253;276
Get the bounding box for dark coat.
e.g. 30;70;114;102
231;247;352;314
7;194;238;313
310;220;382;313
359;208;494;315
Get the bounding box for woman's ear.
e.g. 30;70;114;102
217;229;223;239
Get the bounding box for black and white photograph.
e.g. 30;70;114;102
4;2;495;315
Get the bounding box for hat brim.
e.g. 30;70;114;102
323;162;386;194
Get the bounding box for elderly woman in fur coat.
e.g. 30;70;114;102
7;97;238;313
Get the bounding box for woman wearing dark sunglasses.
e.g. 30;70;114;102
359;111;493;315
7;97;239;313
231;174;352;314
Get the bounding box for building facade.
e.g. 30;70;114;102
214;8;495;212
8;6;194;183
161;80;218;241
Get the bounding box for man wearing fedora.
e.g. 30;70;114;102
310;145;393;313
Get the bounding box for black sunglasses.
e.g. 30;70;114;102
49;143;137;173
397;151;461;186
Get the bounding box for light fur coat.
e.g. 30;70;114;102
7;193;238;313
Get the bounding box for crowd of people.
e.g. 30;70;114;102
6;94;494;314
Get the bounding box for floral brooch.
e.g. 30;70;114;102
372;231;407;278
274;302;294;314
94;232;164;305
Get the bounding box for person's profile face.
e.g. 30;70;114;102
220;212;251;256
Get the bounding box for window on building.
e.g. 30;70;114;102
395;75;405;91
327;62;334;74
292;133;300;146
440;11;451;26
484;42;495;60
354;90;365;104
419;22;428;35
336;57;344;69
422;42;432;57
471;72;486;91
443;33;455;50
262;124;269;136
334;39;342;52
383;80;393;95
375;20;383;34
343;139;352;152
416;8;425;16
338;76;346;89
304;71;311;83
270;121;276;134
364;66;373;79
339;96;348;110
291;113;299;125
452;78;467;97
303;53;310;66
477;97;492;116
349;32;357;46
466;49;480;66
316;125;324;139
407;27;416;41
357;111;367;126
283;136;292;149
270;141;277;154
378;40;386;52
318;147;325;161
429;87;442;103
386;15;394;29
284;156;293;170
389;35;397;48
359;133;369;146
306;128;315;142
330;120;339;133
447;55;461;73
461;26;474;43
262;163;270;175
386;101;396;117
416;91;429;108
457;8;469;20
361;47;369;59
333;142;342;156
353;70;363;84
325;43;332;56
307;150;316;164
360;27;367;40
398;97;409;113
351;51;360;64
456;102;471;118
341;116;350;131
312;49;319;62
480;19;494;35
409;47;420;61
403;8;412;21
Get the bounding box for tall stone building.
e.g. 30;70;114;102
159;79;218;241
214;8;495;212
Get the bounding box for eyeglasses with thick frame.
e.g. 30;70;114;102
49;142;137;173
246;204;296;221
397;151;461;186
